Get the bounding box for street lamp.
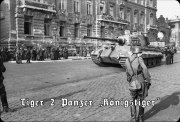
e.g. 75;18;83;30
53;27;57;47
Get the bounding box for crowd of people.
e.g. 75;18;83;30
15;47;69;64
0;47;9;62
14;47;92;64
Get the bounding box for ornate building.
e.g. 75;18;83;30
0;0;158;51
168;16;180;49
156;15;171;45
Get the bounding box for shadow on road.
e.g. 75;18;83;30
144;92;180;120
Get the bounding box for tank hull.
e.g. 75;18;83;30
91;45;163;68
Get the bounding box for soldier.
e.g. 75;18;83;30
165;46;171;65
170;46;174;64
0;50;14;114
26;48;31;63
63;47;68;59
83;48;87;57
125;46;151;122
15;48;21;64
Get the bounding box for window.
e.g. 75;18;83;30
150;13;153;25
87;25;92;36
59;0;66;10
127;10;131;22
109;27;114;38
24;16;32;35
44;19;51;36
74;23;80;38
0;10;5;19
150;0;153;7
134;11;138;24
87;1;92;15
119;8;124;19
33;0;43;3
101;26;105;38
74;0;80;13
110;4;114;17
60;21;65;37
100;1;105;15
140;0;144;5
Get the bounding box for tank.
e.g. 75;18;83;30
83;34;163;68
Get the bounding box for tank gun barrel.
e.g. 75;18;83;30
83;36;125;45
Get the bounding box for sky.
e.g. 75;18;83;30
157;0;180;19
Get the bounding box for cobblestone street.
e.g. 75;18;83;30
1;53;180;121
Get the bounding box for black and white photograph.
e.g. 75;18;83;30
0;0;180;121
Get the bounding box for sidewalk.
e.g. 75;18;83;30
7;56;91;63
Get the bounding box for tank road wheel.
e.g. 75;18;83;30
91;54;107;67
147;58;152;67
153;58;156;65
157;57;162;65
143;58;148;66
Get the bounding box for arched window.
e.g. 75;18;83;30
140;12;144;24
149;0;153;7
127;9;131;22
150;13;153;25
87;0;92;15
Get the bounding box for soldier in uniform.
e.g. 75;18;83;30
63;47;68;59
165;46;171;65
26;48;31;63
125;46;151;122
170;46;174;64
0;50;14;115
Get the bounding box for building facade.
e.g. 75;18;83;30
0;0;158;51
168;16;180;49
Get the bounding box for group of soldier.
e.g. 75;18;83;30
164;46;175;65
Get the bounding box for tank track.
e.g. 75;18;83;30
119;57;163;69
91;54;108;67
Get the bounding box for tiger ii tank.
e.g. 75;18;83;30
83;34;163;68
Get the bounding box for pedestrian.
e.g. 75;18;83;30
15;48;22;64
19;48;23;64
165;46;171;65
0;50;14;114
51;48;54;60
170;46;174;64
83;48;87;57
26;48;31;63
36;48;40;61
79;48;83;57
125;46;151;122
63;47;68;59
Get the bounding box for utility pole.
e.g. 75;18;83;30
96;0;98;49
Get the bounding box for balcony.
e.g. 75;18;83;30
17;0;56;13
97;15;129;25
147;24;158;30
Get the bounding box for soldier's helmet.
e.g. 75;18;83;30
132;46;142;54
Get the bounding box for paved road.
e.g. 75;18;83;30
3;59;123;95
1;53;180;121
